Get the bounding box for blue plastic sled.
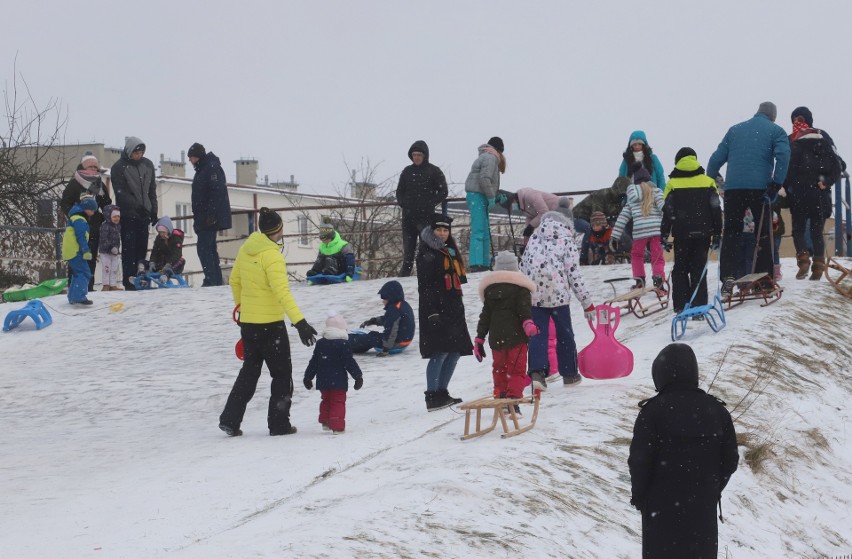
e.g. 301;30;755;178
3;300;53;332
134;272;189;290
671;293;727;341
307;267;363;286
348;329;407;354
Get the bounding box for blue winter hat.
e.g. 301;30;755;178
79;195;98;212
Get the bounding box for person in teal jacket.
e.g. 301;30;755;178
618;130;666;191
706;102;790;291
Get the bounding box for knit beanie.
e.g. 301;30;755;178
81;153;99;169
631;162;652;184
493;251;519;272
757;101;777;122
791;106;813;127
590;211;607;228
674;147;697;163
325;310;347;331
79;195;98;212
488;136;504;153
258;207;283;235
188;142;206;159
430;213;453;229
318;224;335;240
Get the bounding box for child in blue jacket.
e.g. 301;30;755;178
349;280;415;355
61;196;98;304
303;311;364;434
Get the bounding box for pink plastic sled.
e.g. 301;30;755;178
578;304;633;379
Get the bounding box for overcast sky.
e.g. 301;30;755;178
3;0;851;197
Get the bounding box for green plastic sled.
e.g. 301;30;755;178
2;278;69;303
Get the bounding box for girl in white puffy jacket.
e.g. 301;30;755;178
519;211;595;390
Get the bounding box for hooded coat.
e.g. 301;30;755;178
98;204;122;254
706;113;790;190
111;136;158;222
611;182;664;241
464;144;501;199
416;227;473;358
303;327;363;391
191;151;232;232
783;128;843;220
230;232;305;325
628;343;739;559
395;140;449;220
150;216;185;271
618;131;667;190
61;203;91;261
520;211;592;309
514;188;563;229
475;270;536;349
376;280;415;349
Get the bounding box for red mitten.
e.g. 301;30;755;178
473;337;486;362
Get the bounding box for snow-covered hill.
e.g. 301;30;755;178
1;259;850;558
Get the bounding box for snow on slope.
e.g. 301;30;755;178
0;258;850;558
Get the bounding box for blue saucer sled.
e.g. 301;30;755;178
307;267;363;286
134;272;189;290
3;300;53;332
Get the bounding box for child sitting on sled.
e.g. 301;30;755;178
138;216;185;281
474;252;538;406
349;280;415;355
306;224;356;281
303;310;364;434
587;211;615;265
611;163;665;290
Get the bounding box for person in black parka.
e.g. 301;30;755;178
416;213;473;411
396;140;449;277
189;142;232;286
628;343;739;559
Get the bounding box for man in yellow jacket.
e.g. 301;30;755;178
219;207;317;437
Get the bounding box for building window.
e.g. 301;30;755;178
175;203;192;237
297;215;309;246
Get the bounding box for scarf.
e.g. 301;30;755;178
790;119;816;142
75;169;104;197
440;244;466;293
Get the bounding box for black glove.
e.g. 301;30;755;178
522;225;535;238
710;236;721;250
303;378;313;390
294;319;317;347
427;313;440;326
353;377;363;390
661;238;673;253
150;214;158;227
360;317;379;329
630;497;644;512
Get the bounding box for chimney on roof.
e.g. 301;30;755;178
180;150;185;163
235;158;258;186
160;153;187;178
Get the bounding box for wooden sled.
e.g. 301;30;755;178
724;273;783;309
825;257;852;299
603;277;670;319
459;394;540;440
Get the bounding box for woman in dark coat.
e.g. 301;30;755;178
416;213;473;411
60;154;112;290
628;343;739;558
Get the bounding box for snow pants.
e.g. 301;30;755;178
671;236;710;312
219;322;294;434
466;192;491;268
197;230;223;286
100;252;121;288
399;212;430;277
720;190;772;281
528;305;578;379
67;255;92;303
631;235;665;280
318;389;347;431
348;330;383;354
492;343;528;399
120;217;150;289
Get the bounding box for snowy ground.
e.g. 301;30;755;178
1;258;850;558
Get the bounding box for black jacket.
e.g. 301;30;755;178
396;140;448;219
628;345;738;559
784;129;843;219
111;149;157;222
415;228;472;358
661;158;723;241
60;170;112;235
191;152;232;232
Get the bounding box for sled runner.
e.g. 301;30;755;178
723;273;782;309
578;304;633;379
2;278;68;303
459;393;540;440
603;277;670;319
306;267;363;286
3;300;53;332
134;272;188;290
825;257;852;299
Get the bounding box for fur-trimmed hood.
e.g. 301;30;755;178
478;270;536;301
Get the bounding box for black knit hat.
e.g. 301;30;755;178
430;213;453;229
674;147;697;163
791;106;813;127
258;207;283;235
188;142;206;159
318;224;335;240
652;343;699;391
488;136;504;153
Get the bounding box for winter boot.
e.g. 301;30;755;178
773;264;783;281
101;285;111;291
563;375;583;387
652;275;667;294
438;388;462;406
796;251;811;280
633;277;646;290
219;424;243;437
425;390;451;412
270;425;297;436
810;256;826;281
529;370;548;392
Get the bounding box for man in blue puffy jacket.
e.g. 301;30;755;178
707;102;790;292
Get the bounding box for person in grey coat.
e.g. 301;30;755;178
111;136;158;290
464;137;505;272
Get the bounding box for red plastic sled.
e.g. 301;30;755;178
233;305;244;360
578;304;633;379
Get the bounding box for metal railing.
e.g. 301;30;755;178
834;173;851;257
